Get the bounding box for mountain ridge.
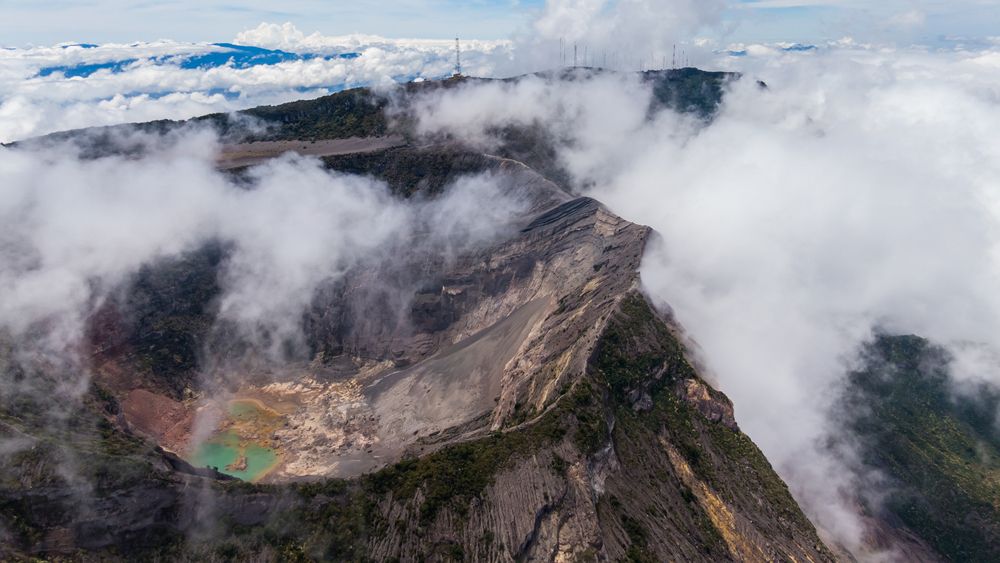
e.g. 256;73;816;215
1;68;839;562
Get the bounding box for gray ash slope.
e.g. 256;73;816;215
0;69;836;561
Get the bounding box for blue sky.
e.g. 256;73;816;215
0;0;544;45
1;0;999;47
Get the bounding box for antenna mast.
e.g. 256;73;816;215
454;37;462;77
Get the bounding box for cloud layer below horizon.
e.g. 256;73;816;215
0;23;511;142
5;14;979;144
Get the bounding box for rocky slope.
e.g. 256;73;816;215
833;335;1000;562
0;70;837;561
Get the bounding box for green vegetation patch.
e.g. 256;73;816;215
204;87;391;142
841;334;1000;562
322;147;492;198
114;243;225;397
592;293;695;401
644;68;736;119
591;292;820;555
367;407;569;525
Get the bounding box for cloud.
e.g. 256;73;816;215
736;0;851;7
0;25;512;142
532;0;726;43
403;43;1000;557
234;22;511;53
503;0;727;73
887;9;927;30
3;0;950;145
603;47;1000;557
0;124;527;364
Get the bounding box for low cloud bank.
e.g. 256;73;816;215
624;48;1000;557
0;25;510;142
0;0;744;144
512;0;724;72
0;125;526;383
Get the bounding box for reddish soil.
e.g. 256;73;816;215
120;389;194;452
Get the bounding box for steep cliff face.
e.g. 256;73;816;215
0;70;835;561
357;290;832;562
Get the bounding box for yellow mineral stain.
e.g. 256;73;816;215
581;277;602;295
660;437;770;563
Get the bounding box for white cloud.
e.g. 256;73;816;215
0;24;512;142
888;9;928;30
234;22;510;53
404;43;1000;558
0;126;527;361
508;0;726;73
605;47;1000;557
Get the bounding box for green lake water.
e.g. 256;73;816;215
189;401;280;482
190;429;278;481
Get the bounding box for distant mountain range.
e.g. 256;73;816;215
36;43;360;79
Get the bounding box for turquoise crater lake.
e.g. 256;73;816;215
188;399;282;482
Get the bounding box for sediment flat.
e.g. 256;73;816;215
216;135;406;169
